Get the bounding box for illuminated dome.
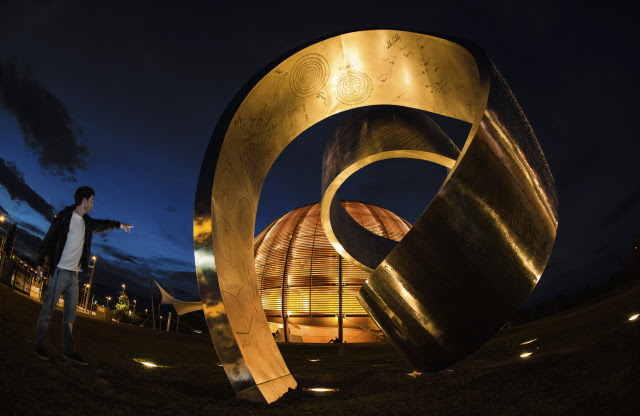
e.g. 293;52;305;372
254;200;410;343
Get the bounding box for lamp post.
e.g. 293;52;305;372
121;283;126;297
82;283;90;310
106;296;111;308
84;256;97;311
0;215;7;254
133;299;137;314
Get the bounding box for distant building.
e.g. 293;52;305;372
254;201;410;343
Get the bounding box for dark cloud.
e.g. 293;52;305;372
162;270;197;285
0;59;90;181
11;226;42;261
154;270;199;301
17;221;45;238
0;157;54;221
97;244;142;265
150;256;194;272
168;286;198;301
111;252;140;264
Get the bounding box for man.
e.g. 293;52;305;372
34;186;133;365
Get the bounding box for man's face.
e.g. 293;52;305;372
83;195;94;212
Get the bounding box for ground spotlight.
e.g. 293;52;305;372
628;314;638;321
303;387;339;396
134;358;168;368
520;352;533;358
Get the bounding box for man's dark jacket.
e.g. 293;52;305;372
37;205;121;272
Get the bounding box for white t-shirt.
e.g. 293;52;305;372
57;212;85;271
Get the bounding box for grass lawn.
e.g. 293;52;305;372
1;281;639;415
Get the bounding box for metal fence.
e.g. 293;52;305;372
0;251;106;317
0;251;42;297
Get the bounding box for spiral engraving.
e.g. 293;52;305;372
336;71;372;105
289;54;329;97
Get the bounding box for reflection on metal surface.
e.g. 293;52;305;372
195;29;557;403
321;107;459;273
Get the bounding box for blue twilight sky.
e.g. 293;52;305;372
1;1;639;307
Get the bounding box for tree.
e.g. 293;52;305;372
114;293;130;321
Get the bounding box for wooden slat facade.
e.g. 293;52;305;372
254;201;411;318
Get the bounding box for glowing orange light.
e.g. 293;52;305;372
629;314;639;321
520;352;533;358
133;358;158;367
520;338;537;345
303;387;339;396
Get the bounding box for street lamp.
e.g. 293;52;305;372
0;215;7;254
121;283;126;297
83;256;98;311
83;283;90;309
106;296;111;308
133;299;137;314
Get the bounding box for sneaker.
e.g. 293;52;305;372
34;345;50;361
63;352;88;366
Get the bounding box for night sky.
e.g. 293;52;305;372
1;1;639;308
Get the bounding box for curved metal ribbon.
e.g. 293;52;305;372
320;106;460;273
195;30;558;403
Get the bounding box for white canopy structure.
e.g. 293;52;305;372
154;280;203;316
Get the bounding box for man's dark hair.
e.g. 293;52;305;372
74;186;95;206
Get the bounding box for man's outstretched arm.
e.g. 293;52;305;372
87;217;132;234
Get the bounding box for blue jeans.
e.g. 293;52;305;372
34;268;79;354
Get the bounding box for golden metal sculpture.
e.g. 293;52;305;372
194;30;558;403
